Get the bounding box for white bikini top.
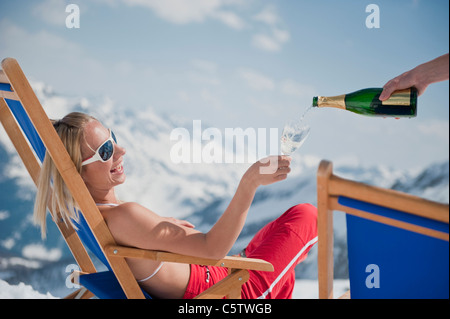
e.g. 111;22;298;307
96;203;120;207
96;202;165;283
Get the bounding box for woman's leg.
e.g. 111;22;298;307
241;203;318;299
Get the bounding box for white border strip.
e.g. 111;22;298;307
257;236;318;299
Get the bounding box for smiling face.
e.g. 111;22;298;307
80;120;126;201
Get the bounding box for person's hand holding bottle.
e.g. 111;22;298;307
379;53;449;101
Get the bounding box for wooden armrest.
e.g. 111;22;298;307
105;245;274;272
195;269;250;299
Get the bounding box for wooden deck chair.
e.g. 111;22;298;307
317;160;449;299
0;57;273;299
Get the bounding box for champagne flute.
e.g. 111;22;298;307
280;120;311;155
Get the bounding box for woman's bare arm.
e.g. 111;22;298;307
103;156;291;259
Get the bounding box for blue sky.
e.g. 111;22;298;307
0;0;448;170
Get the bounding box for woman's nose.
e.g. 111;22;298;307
114;144;126;158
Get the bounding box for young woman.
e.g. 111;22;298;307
34;112;318;299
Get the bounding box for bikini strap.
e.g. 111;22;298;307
137;262;165;283
96;203;119;207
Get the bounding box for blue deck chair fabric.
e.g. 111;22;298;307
2;88;151;298
78;271;132;299
1;83;46;162
74;214;152;299
340;196;449;299
74;214;111;269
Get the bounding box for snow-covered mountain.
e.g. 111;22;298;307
0;82;448;298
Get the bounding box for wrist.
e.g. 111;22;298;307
416;56;448;86
239;172;259;193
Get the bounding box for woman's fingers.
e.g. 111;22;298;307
256;155;292;185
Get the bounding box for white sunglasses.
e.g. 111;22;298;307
82;129;117;166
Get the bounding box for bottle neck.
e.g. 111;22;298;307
313;94;346;110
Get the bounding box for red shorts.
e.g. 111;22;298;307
183;203;318;299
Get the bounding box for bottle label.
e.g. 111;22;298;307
316;94;346;109
381;88;411;106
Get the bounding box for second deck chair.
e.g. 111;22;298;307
0;57;273;299
317;160;449;299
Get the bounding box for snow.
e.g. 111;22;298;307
0;279;57;299
0;278;349;299
293;279;350;299
22;244;62;262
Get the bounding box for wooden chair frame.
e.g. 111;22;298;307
0;57;273;299
317;160;449;299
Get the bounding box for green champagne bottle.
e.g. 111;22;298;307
312;87;417;118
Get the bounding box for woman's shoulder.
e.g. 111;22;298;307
117;201;144;211
100;202;161;245
101;201;155;222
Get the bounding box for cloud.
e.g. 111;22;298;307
418;120;449;142
116;0;287;51
22;244;62;261
32;0;67;26
0;19;83;70
0;210;10;221
253;4;279;26
201;89;223;110
191;59;218;74
189;59;221;85
0;19;137;109
211;10;245;30
238;68;274;91
120;0;244;27
252;34;281;52
0;19;103;86
280;79;316;98
251;5;290;52
252;29;290;52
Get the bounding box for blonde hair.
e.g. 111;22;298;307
34;112;97;238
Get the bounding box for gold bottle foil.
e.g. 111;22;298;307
381;88;411;105
316;94;346;110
